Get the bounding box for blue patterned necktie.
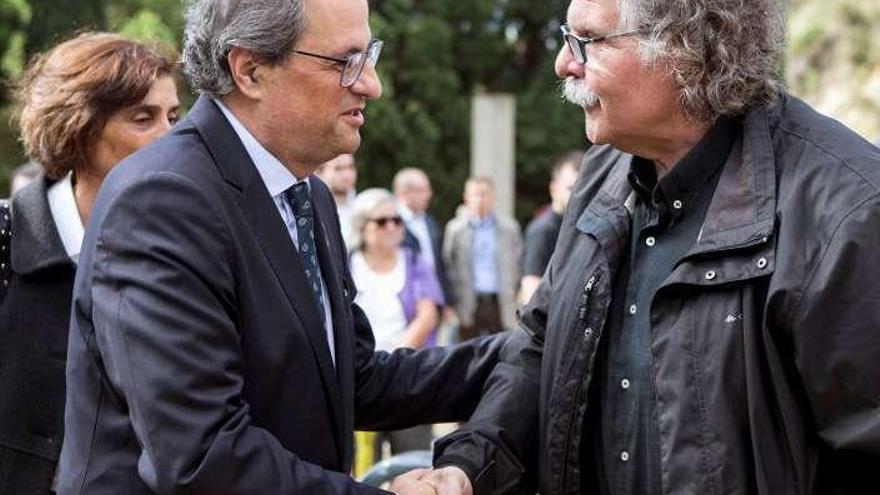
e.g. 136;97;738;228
284;181;327;323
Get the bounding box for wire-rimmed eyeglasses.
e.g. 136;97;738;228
560;25;642;64
292;38;383;87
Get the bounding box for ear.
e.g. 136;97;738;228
227;46;265;99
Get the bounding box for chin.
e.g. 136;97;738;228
338;131;362;154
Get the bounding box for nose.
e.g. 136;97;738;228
555;45;585;80
160;116;174;133
352;64;383;100
147;118;173;142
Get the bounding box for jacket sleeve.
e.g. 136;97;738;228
89;172;387;495
351;275;509;431
790;196;880;469
441;220;460;307
430;252;550;495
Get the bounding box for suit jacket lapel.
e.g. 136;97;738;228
187;96;344;429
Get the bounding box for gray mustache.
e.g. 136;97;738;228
562;78;599;108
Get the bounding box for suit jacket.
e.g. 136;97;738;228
58;97;506;495
442;213;522;331
0;177;76;494
401;213;453;305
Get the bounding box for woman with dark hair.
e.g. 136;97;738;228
0;32;179;494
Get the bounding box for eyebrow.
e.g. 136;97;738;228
132;103;181;114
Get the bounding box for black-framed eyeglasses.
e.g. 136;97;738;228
369;215;403;228
560;25;642;64
292;38;383;88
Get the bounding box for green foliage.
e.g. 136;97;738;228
786;0;880;140
360;0;586;224
107;0;184;48
117;9;176;46
23;0;106;57
0;0;31;78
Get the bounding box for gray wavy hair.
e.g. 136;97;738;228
349;188;398;252
182;0;306;97
619;0;785;122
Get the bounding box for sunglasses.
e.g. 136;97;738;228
369;215;403;228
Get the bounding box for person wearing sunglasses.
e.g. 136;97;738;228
349;188;444;462
57;1;509;494
402;0;880;494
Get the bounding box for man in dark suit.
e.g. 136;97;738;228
57;0;503;493
394;168;453;308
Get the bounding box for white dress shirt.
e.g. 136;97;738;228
47;172;84;264
215;99;336;363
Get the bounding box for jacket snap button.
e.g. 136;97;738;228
620;451;630;462
705;270;716;280
756;257;768;269
583;327;593;340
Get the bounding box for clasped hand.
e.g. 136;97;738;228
388;466;473;495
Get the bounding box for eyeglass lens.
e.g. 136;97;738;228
341;40;383;87
562;28;587;64
567;36;586;63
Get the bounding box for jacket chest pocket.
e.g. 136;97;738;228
652;248;775;395
649;250;774;494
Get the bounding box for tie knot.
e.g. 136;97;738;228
286;181;313;217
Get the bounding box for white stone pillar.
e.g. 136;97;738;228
470;93;516;219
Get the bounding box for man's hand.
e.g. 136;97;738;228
388;472;439;495
390;466;473;495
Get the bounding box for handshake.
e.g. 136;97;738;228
388;466;473;495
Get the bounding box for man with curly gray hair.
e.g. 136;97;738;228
395;0;880;494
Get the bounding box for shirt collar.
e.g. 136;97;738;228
628;116;740;220
468;213;495;228
398;203;421;223
214;98;304;197
46;172;84;262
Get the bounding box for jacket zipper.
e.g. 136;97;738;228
560;270;600;492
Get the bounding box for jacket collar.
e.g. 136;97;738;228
186;95;345;447
185;96;256;192
690;102;778;255
584;101;779;256
11;176;73;274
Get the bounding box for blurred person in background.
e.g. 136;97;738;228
317;153;358;247
393;167;452;313
0;32;178;495
443;177;521;342
349;188;444;461
519;150;583;304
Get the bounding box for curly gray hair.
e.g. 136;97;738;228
182;0;306;97
619;0;785;122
